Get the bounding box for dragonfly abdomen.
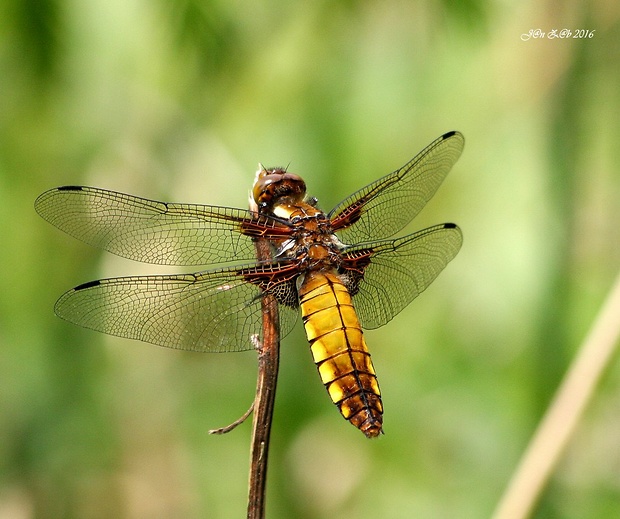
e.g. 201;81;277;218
299;271;383;438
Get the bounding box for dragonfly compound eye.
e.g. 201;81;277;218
252;169;307;209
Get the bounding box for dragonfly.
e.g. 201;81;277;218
35;131;464;438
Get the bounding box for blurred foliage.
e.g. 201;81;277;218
1;0;619;518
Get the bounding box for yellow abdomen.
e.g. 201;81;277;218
299;271;383;438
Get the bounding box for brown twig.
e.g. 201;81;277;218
246;238;281;519
492;270;620;519
208;401;255;435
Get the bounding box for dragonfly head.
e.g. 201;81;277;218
252;166;307;213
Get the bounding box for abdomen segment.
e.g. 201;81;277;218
299;271;383;437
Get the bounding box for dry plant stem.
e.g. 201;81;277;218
247;238;281;519
492;271;620;519
208;402;255;435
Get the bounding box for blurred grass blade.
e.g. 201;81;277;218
492;271;620;519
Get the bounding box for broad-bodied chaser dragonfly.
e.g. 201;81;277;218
35;131;464;438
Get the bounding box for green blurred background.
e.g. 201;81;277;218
2;1;619;518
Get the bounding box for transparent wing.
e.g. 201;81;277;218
329;131;464;243
35;186;291;266
342;223;463;329
54;264;299;352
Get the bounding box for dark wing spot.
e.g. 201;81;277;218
74;280;101;290
57;186;85;191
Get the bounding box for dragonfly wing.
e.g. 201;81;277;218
35;186;291;266
55;265;299;352
329;131;464;243
341;223;463;329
